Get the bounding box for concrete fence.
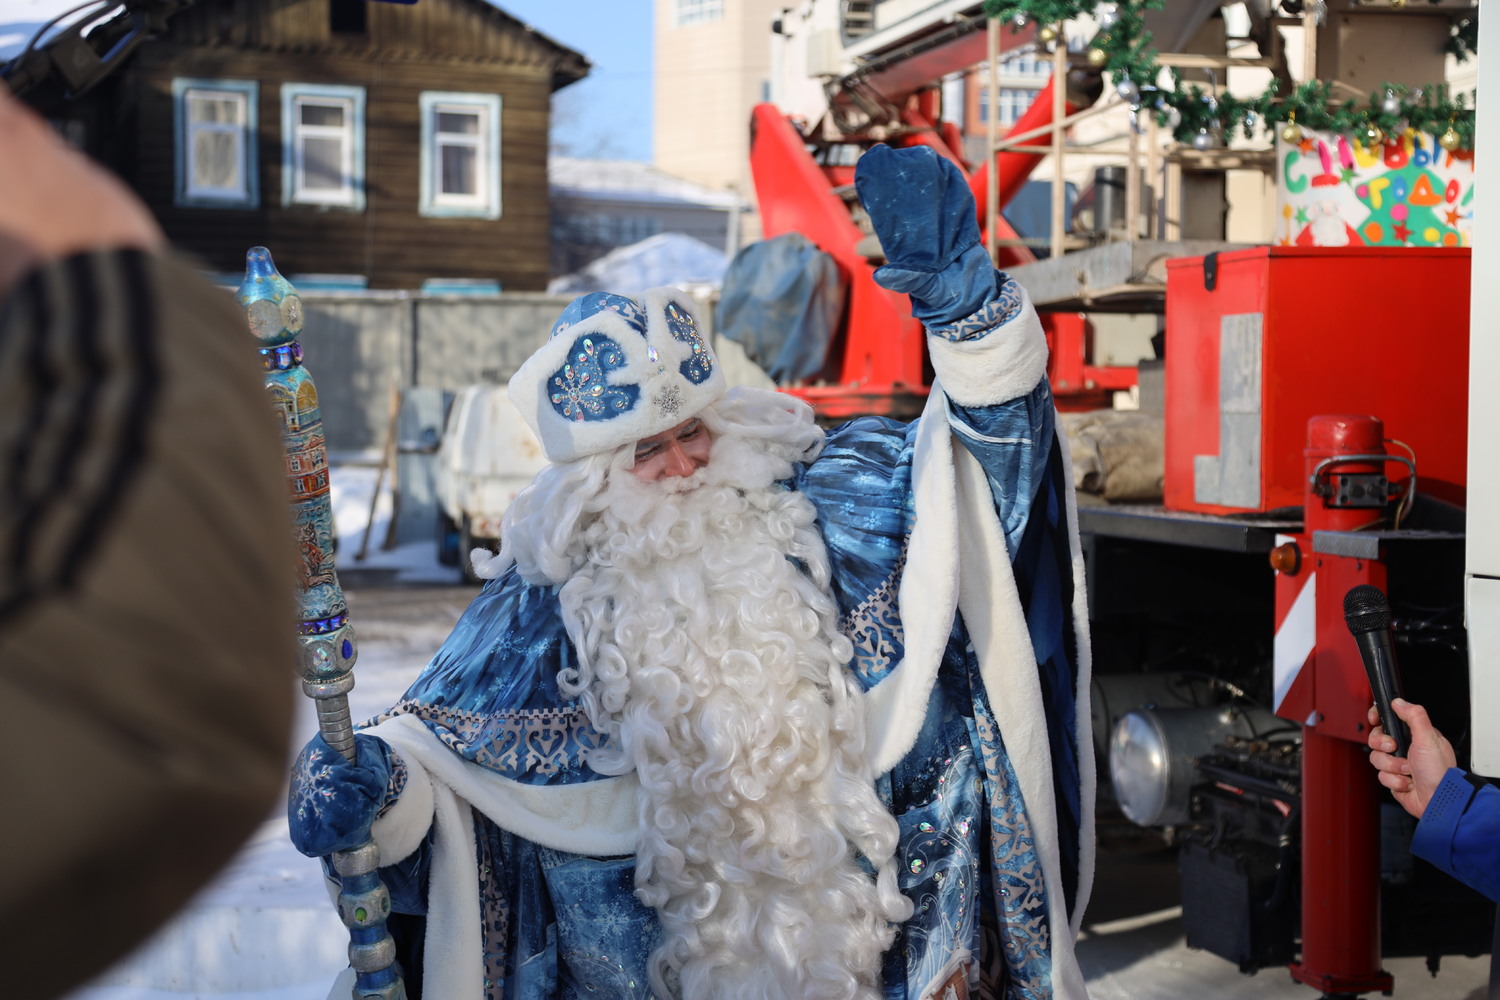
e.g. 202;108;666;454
295;291;575;456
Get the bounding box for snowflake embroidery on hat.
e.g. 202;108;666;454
654;383;683;417
664;300;714;384
549;334;639;422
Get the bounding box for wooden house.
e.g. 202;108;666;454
57;0;588;290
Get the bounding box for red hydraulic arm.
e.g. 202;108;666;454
749;72;1099;419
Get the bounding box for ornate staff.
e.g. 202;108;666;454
239;247;405;1000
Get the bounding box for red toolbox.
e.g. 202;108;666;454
1163;246;1470;515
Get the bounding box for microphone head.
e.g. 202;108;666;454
1344;584;1392;634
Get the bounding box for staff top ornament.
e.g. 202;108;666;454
238;247;305;348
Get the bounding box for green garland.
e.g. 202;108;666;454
980;0;1476;149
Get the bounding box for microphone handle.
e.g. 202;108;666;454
1359;629;1409;757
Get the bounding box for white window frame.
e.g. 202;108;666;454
281;83;365;210
172;78;258;208
419;92;501;220
674;0;724;27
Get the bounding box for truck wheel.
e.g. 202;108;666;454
459;516;497;586
437;513;461;567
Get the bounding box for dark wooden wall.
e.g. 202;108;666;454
97;0;587;291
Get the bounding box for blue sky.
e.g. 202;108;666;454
496;0;654;161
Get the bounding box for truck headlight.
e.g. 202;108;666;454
1109;706;1282;828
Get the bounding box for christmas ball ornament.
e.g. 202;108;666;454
1280;121;1304;145
1013;13;1028;28
1165;105;1182;129
1381;90;1401;116
1116;79;1140;105
1038;24;1058;44
1097;3;1120;30
1087;46;1108;68
1192;128;1218;151
1440;127;1461;152
1363;123;1385;147
1389;0;1406;8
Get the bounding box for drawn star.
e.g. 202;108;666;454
1340;166;1357;185
1278;235;1294;246
1446;208;1464;227
1392;222;1412;243
1298;138;1316;154
1295;207;1310;226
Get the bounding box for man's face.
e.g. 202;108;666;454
629;417;712;482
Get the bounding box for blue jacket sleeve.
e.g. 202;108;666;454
1412;768;1500;903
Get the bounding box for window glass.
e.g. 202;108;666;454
437;111;480;135
675;0;723;26
440;145;478;196
300;102;346;129
179;84;253;204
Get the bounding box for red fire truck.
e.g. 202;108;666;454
749;1;1492;994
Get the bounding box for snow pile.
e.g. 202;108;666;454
548;231;728;296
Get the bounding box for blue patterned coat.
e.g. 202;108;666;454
291;273;1094;1000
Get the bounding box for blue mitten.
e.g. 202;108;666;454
854;143;996;327
287;732;396;857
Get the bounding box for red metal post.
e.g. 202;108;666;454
1287;414;1394;997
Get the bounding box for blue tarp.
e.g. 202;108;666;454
715;233;844;384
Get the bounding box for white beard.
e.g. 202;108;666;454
555;430;913;1000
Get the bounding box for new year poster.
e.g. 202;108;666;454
1275;129;1474;248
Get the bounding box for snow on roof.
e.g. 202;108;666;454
547;231;728;296
550;157;742;210
0;0;84;61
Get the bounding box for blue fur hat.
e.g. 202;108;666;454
508;288;726;463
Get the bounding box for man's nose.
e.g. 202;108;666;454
660;440;698;478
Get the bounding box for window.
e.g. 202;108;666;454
172;78;258;208
1005;51;1053;79
998;88;1038;127
419;92;501;219
282;84;365;210
977;85;1043;127
675;0;723;26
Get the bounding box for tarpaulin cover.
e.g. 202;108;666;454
715;233;844;383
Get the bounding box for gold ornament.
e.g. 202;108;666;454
1439;127;1461;152
1389;0;1407;8
1038;24;1058;44
1087;46;1108;68
1280;121;1304;145
1363;123;1385;148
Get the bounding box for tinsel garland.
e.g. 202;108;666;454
980;0;1476;150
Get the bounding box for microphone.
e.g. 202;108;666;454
1344;584;1409;757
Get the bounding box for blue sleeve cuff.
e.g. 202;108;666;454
1412;768;1478;867
1413;767;1500;902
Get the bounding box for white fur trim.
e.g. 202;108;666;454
864;386;960;776
952;413;1089;999
361;714;641;1000
928;295;1049;408
1055;422;1097;937
866;384;1093;999
366;714;639;855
